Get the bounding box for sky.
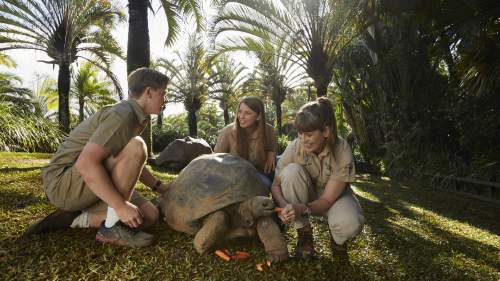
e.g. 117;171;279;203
1;0;256;116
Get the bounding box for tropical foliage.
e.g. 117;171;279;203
0;0;124;132
71;62;116;123
157;34;211;137
213;0;364;96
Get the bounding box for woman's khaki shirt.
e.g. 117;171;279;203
214;122;278;169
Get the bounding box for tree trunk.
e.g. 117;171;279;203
223;108;230;125
58;63;71;133
127;0;150;74
188;109;197;137
316;82;328;97
128;0;153;157
275;102;282;136
156;110;163;129
78;94;84;123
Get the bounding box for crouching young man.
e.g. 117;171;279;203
25;68;171;247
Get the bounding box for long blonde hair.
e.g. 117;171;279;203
232;96;268;168
294;97;338;157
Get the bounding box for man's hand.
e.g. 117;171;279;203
156;182;170;194
264;151;276;174
115;201;143;228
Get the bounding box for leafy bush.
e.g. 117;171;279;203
153;114;188;153
0;104;64;152
277;134;289;155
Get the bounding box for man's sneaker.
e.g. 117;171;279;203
24;209;81;235
293;224;315;260
95;222;155;248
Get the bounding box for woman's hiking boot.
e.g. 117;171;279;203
293;224;315;260
96;222;155;247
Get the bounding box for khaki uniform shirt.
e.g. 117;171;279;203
214;122;278;170
43;99;149;175
276;137;355;191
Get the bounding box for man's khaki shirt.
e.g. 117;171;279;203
276;137;356;190
43;99;149;176
214;122;278;169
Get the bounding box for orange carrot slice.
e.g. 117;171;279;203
235;251;250;258
215;250;231;261
232;251;251;259
256;263;264;271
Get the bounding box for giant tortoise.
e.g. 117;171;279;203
159;153;288;262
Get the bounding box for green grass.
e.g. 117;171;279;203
0;152;499;280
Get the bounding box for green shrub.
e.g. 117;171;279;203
277;134;289;155
0;104;64;152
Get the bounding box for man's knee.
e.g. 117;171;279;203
123;136;147;162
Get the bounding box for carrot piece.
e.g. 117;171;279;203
274;207;284;213
235;251;250;258
232;251;251;259
215;250;231;261
256;263;264;271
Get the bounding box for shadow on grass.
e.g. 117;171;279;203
354;176;500;280
0;189;46;211
357;175;500;234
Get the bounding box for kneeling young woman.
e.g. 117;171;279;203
271;97;364;259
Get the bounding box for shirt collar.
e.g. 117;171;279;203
300;139;331;159
126;99;150;125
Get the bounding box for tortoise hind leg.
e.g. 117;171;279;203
194;211;229;254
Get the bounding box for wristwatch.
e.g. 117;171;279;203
152;179;162;192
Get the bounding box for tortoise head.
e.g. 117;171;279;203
239;196;275;227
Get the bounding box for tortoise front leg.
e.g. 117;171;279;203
257;216;289;262
193;211;229;254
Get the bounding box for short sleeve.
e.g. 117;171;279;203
328;141;356;183
214;126;231;153
89;112;134;156
265;124;278;152
275;138;299;178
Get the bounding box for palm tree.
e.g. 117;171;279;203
71;62;116;123
208;55;247;125
213;0;363;96
0;52;16;68
256;41;305;135
127;0;203;155
156;34;211;137
0;0;124;133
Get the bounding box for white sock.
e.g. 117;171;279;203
104;207;120;228
70;211;89;228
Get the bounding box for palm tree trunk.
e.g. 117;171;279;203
187;109;197;137
78;94;84;123
316;82;328;97
157;111;163;129
128;0;153;157
223;108;230;125
275;102;282;136
58;63;71;133
127;0;150;73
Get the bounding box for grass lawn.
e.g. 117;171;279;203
1;152;499;280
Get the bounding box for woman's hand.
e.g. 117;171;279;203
264;151;276;174
279;203;305;224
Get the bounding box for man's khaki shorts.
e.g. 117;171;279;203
42;165;147;212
